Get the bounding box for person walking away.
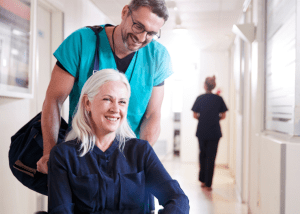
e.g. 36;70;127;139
192;75;228;191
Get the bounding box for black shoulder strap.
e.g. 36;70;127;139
86;25;104;71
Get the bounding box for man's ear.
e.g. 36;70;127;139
83;95;91;112
121;5;129;20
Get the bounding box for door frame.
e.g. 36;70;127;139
35;0;64;211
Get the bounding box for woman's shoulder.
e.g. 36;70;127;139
125;138;149;146
195;94;207;101
202;93;222;99
212;94;225;102
51;139;80;155
124;138;151;152
122;138;154;161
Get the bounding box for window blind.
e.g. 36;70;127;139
265;0;296;134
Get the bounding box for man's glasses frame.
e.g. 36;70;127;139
128;7;161;41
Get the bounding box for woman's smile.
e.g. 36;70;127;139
85;80;129;136
105;116;119;122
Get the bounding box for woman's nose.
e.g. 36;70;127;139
109;102;120;113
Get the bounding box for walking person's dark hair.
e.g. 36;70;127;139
205;76;216;91
128;0;169;21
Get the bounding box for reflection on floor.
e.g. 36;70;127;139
155;156;248;214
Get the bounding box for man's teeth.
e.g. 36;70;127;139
106;117;118;121
131;35;139;43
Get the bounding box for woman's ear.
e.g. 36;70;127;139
83;95;91;112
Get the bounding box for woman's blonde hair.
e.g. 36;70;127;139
65;69;136;156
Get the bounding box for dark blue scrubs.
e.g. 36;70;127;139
192;93;228;187
48;138;189;214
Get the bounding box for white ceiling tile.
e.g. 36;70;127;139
221;1;239;11
180;12;220;21
92;0;243;51
176;2;221;12
116;0;131;5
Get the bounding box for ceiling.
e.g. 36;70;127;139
91;0;245;51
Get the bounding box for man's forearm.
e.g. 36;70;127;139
139;113;161;146
41;101;62;155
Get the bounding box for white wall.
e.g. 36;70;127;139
0;98;37;214
228;46;237;179
259;136;283;214
154;78;174;156
0;0;111;213
52;0;114;37
180;58;201;163
247;0;265;212
285;142;300;213
231;0;300;213
158;31;202;161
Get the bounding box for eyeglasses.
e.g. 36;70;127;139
128;7;161;41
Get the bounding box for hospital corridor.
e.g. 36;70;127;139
1;0;300;213
156;155;248;214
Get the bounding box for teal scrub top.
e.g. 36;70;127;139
54;25;173;137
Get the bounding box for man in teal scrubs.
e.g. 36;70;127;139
37;0;172;173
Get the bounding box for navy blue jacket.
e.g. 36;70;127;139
48;138;189;214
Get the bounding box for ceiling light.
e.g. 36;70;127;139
173;25;188;34
11;49;19;56
12;29;26;36
166;1;176;9
3;59;7;67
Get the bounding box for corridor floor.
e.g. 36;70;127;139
155;156;248;214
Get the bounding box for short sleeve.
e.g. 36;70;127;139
219;97;228;113
53;29;84;79
191;97;200;112
153;44;173;86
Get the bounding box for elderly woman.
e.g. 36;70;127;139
48;69;189;214
192;75;228;191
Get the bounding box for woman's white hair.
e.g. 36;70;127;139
65;69;136;156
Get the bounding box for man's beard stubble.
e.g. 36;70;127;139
121;31;149;52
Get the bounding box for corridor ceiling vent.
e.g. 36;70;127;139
232;23;256;43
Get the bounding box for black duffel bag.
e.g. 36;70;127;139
8;112;68;195
8;25;102;196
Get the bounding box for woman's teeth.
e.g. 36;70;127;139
106;117;118;121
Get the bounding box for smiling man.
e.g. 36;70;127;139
38;1;171;211
38;0;172;178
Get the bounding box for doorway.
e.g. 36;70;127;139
34;0;64;211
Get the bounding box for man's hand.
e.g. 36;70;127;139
37;154;50;174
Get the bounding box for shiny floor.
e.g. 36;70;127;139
155;156;248;214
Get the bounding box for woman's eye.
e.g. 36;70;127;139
103;98;110;101
120;101;126;104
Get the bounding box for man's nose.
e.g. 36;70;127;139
136;31;148;43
